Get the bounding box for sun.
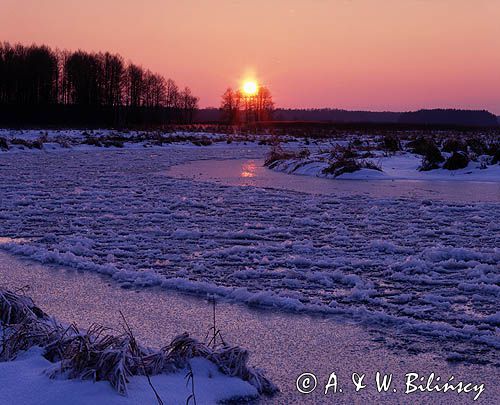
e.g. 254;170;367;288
242;80;258;96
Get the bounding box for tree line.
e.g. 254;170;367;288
220;86;274;125
0;42;199;127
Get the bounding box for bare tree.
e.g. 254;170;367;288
256;86;274;121
125;64;144;107
165;78;179;108
102;52;124;107
220;88;241;124
179;86;199;123
220;84;274;124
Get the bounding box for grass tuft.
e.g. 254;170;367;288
0;287;277;397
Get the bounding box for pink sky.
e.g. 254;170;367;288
1;0;499;113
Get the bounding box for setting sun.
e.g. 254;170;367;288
242;80;258;96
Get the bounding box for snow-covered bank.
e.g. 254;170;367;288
0;286;274;404
0;349;258;405
267;149;500;182
0;145;499;368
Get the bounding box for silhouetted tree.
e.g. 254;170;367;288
178;86;199;123
142;70;167;108
165;78;179;108
124;63;144;107
220;84;274;124
220;87;241;124
102;52;124;106
0;43;58;105
64;50;104;105
255;86;274;121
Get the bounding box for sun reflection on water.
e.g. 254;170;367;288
240;162;256;178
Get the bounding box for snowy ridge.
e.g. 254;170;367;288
0;146;499;365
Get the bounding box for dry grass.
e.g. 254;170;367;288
264;144;310;167
0;287;277;397
322;145;382;177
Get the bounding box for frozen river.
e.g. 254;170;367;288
0;145;499;403
167;158;500;202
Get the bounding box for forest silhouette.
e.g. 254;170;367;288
0;42;199;127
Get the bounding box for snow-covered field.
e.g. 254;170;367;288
0;132;499;402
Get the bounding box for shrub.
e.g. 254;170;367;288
329;144;358;160
424;145;444;163
419;157;440;171
264;145;308;167
82;136;102;147
486;142;499;163
407;137;444;171
323;159;383;177
349;138;364;148
31;139;43;149
362;160;383;172
37;132;49;144
443;151;469;170
323;150;382;177
102;140;124;148
149;133;171;145
380;134;401;153
323;157;360;176
54;135;72;148
442;138;467;153
0;137;8;150
9;138;42;149
99;135;125;148
420;150;444;172
407;137;441;158
359;151;374;158
492;149;500;165
466;138;487;155
191;138;213;146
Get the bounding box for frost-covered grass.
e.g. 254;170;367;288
0;287;276;404
0;141;498;366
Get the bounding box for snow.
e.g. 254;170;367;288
0;140;499;368
0;128;283;153
270;151;500;181
0;347;257;405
